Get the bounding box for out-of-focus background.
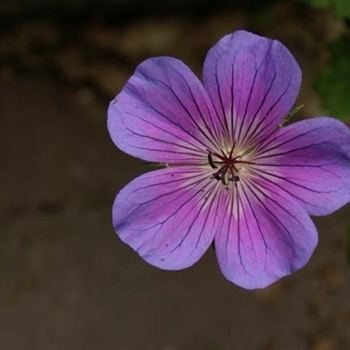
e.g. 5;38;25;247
1;0;350;349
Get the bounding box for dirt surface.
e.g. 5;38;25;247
1;4;350;350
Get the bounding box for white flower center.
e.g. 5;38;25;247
207;142;255;189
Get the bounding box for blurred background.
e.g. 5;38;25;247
1;0;350;349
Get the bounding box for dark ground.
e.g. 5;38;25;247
1;3;350;350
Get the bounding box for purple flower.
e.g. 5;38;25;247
107;30;350;289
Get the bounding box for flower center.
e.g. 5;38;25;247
207;142;254;189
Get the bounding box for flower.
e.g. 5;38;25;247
107;30;350;289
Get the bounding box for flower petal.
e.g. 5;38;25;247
113;167;223;270
252;117;350;216
215;179;318;289
108;57;219;164
203;30;301;147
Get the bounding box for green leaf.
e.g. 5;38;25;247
314;35;350;121
304;0;350;18
280;104;304;127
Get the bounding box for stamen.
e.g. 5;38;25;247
232;175;240;182
208;152;217;169
228;140;236;158
207;141;247;188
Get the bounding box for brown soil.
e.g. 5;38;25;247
1;4;350;350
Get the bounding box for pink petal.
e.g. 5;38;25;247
203;30;301;147
215;178;318;289
108;57;219;164
113;167;223;270
252;117;350;215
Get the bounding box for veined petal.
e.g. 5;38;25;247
252;117;350;216
113;167;223;270
108;57;219;164
215;178;318;289
203;30;301;147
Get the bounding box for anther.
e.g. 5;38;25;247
230;175;240;182
208;152;217;169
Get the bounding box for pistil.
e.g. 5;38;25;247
207;143;242;188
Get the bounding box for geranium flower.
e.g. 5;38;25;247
107;30;350;289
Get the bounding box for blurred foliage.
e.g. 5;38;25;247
304;0;350;18
314;36;350;121
348;225;350;265
0;0;279;17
